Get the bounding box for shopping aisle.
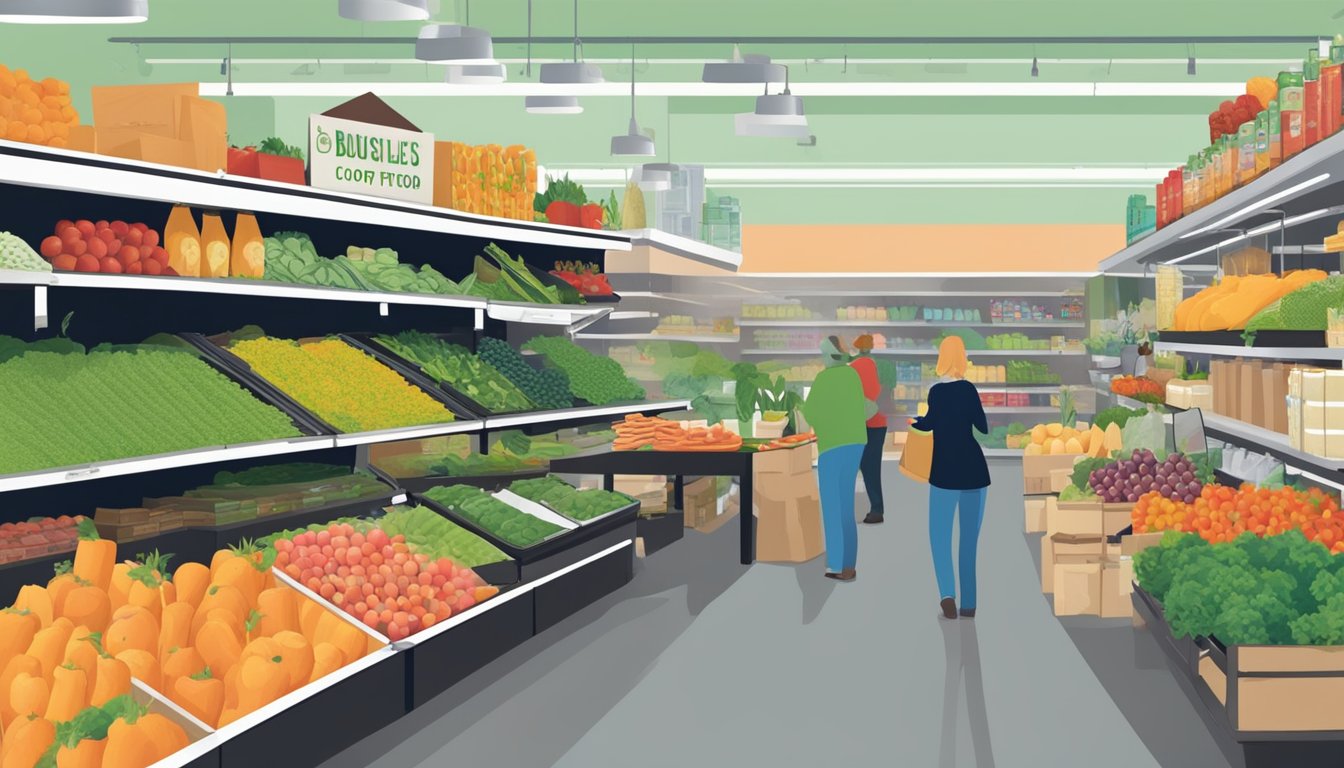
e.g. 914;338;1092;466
323;460;1230;768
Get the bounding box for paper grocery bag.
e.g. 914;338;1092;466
898;427;932;483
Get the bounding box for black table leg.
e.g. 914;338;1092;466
673;475;685;511
602;473;614;491
739;469;753;564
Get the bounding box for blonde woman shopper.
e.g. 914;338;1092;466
910;336;991;619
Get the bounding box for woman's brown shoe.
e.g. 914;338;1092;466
940;598;958;619
825;569;857;582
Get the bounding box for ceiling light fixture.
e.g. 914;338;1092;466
445;62;506;84
338;0;427;22
525;94;582;114
611;46;655;156
736;67;809;138
702;44;786;83
415;1;494;65
0;0;147;23
1187;56;1197;75
1030;56;1039;77
539;0;603;85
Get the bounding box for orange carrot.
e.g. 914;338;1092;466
61;587;111;634
272;631;313;692
62;629;98;695
8;673;49;728
172;671;223;728
192;585;247;633
160;646;204;694
157;602;194;664
72;526;116;591
0;656;42;726
315;612;366;665
197;621;241;679
135;713;187;762
44;664;87;723
233;653;287;718
0;610;39;672
309;643;345;684
213;555;264;607
190;608;242;648
90;655;130;708
112;650;157;692
13;586;53;629
104;606;157;658
1;716;54;768
107;564;133;611
26;618;74;679
46;573;77;619
254;587;298;638
102;717;158;768
56;737;106;768
172;563;210;609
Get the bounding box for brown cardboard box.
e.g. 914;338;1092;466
1262;364;1291;434
1042;533;1104;593
94;507;150;524
1023;453;1082;495
755;491;824;563
683;477;717;529
1101;558;1134;618
1024;497;1049;533
1049;467;1073;494
1103;504;1133;537
1240;360;1265;427
99;133;196;169
178;96;227;172
1054;562;1102;615
67;125;96;154
1120;531;1165;556
753;443;812;477
92;82;198;139
1052;501;1102;536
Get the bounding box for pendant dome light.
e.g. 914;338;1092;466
611;47;655;156
702;45;785;84
0;0;147;23
526;95;583;114
415;1;495;65
445;63;506;84
637;162;679;191
538;0;604;85
338;0;427;22
735;67;810;138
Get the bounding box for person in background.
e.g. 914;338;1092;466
911;335;991;619
849;334;894;524
802;335;869;582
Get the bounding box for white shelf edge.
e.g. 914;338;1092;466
485;301;611;326
48;272;488;309
1155;341;1344;361
0;268;53;286
0;139;631;253
332;420;485;447
484;400;691;430
739;319;1084;329
574;332;739;343
0;436;334;494
622;228;743;271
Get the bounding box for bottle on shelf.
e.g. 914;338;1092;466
231;212;264;279
199;211;231;279
164;204;202;278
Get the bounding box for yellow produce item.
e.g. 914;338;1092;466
1174;270;1327;330
164;205;201;278
0;64;79;150
229;337;456;433
230;212;265;278
1246;77;1278;111
200;211;230;279
622;181;646;229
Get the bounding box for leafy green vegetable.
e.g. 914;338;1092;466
1093;406;1147;432
1070;457;1114;493
534;173;588;213
257;137;306;161
376;331;533;413
523;335;645;405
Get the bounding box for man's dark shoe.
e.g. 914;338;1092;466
862;513;884;524
940;598;958;619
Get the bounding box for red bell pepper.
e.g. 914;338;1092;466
545;201;581;227
579;203;604;229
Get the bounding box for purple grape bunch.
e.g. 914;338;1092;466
1088;449;1202;505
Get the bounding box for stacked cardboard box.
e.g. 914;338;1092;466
1042;535;1134;617
615;475;669;516
88;83;227;173
94;507;185;543
1288;367;1344;459
1207;358;1291;433
682;477;719;529
1022;453;1084;495
752;445;823;562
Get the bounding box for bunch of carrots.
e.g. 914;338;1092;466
652;423;744;453
755;433;816;451
0;522;377;767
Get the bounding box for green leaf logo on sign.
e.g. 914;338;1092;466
315;126;333;154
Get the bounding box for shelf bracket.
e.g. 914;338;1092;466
33;286;47;332
473;307;485;331
567;306;612;336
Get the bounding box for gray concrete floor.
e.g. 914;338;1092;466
322;460;1237;768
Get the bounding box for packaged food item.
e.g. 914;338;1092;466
1269;99;1283;167
164;204;201;278
1255;110;1270;176
230;212;264;278
1306;51;1322;147
1182;155;1197;215
200;211;230;278
1280;69;1306;159
1237;119;1258;185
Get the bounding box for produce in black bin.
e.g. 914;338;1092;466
420;484;564;549
508;475;637;523
477;337;573;410
372;330;534;414
522;335;645;405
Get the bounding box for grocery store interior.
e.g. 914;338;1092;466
9;1;1344;767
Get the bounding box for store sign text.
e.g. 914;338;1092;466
309;114;434;204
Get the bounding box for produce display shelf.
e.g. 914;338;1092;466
482;400;692;430
532;539;635;634
783;290;1082;298
975;385;1068;394
737;319;1086;329
393;468;549;494
0;139;630;253
1271;244;1331;255
333;420;485;448
572;332;741;344
620;228;744;272
1156;330;1333;347
0;268;53;286
0;435;335;494
741;348;1086;357
1156;341;1342;361
339;332;508;421
636;511;684;557
1098;129;1344;273
43;271;488;310
1174;407;1344;480
485;300;611;327
983;448;1025;457
983;406;1092;415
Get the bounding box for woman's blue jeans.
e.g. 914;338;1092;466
817;443;863;572
928;485;988;609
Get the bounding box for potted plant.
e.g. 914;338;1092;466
754;375;802;439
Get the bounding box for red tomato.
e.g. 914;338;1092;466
100;257;122;274
110;220;129;236
66;239;87;257
86;238;108;260
142;229;160;248
74;254;100;272
54;219;74;234
74;220;95;237
117;245;139;265
51;254;76;271
126;261;143;275
39;236;62;259
142;259;163;276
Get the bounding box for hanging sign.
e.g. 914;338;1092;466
308;113;435;204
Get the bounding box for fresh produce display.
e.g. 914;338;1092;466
476;337;574;410
974;421;1027;450
1109;376;1165;400
1088;449;1203;504
533;174;601;229
2;530;379;739
441;142;537;222
507;476;635;522
1005;360;1061;385
0;231;52;272
1244;274;1344;334
6;692;192;768
229;336;456;433
1133;483;1344;552
37;219;169;275
261;233;364;290
421;485;564;549
373;505;509;568
374;331;533;413
612;413;671;451
1172;270;1325;331
423;433;579;477
212;462;365;487
523;335;645;405
0;64;79;149
341;245;469;296
274;521;499;641
1207;93;1265;143
755;433;817;451
1092;405;1148;432
549;262;614;297
630;419;745;452
1134;529;1344;645
1022;422;1118;458
471;243;575;305
0;515;82;564
0;338;301;475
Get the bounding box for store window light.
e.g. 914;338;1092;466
0;0;147;23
